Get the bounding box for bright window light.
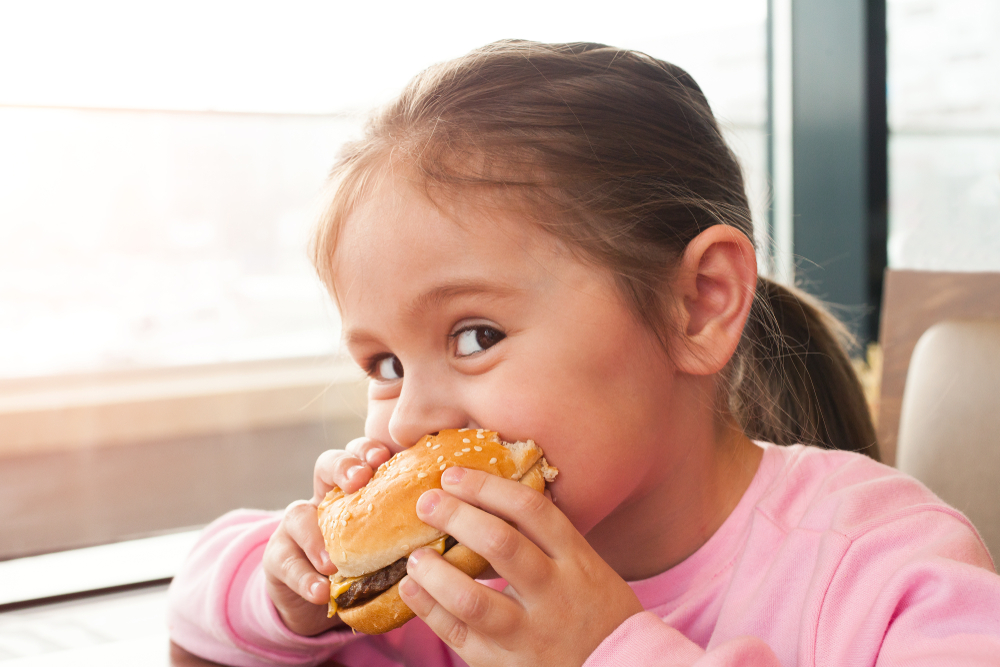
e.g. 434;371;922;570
0;0;767;379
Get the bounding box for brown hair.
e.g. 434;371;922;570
313;40;879;460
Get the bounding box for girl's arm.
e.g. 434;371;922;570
167;507;503;667
167;509;361;667
817;506;1000;666
168;433;461;667
166;437;389;663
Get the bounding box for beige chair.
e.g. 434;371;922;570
895;320;1000;561
878;270;1000;465
879;270;1000;562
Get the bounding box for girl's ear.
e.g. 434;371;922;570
670;225;757;376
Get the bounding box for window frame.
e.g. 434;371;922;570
0;355;366;456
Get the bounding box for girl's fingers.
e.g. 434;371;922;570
415;486;555;594
313;449;351;502
263;520;330;606
283;500;335;575
312;439;394;502
398;574;476;651
345;437;394;469
312;450;370;501
403;549;523;640
440;467;586;559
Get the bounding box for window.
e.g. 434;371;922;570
888;0;1000;271
1;1;769;380
0;0;769;560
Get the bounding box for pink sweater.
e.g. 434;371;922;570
168;443;1000;666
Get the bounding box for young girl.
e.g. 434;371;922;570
168;41;1000;666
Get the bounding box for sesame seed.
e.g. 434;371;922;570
455;451;463;457
511;473;518;479
489;457;497;465
437;455;444;463
372;489;379;495
417;472;428;478
368;503;373;511
462;438;471;443
402;544;409;551
426;442;432;447
474;446;482;451
476;433;485;439
458;428;469;432
432;444;441;450
462;447;471;452
440;463;447;470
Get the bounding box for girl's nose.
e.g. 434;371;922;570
387;371;469;449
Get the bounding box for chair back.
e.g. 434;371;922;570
878;270;1000;465
896;320;1000;561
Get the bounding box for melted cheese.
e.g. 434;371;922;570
428;536;448;554
326;536;451;617
331;575;362;598
328;575;361;617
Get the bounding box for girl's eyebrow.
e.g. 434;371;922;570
405;281;523;316
343;281;524;347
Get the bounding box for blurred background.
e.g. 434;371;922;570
0;0;997;560
0;1;771;381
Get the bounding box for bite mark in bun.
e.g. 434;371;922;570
317;429;557;634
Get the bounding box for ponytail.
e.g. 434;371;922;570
728;277;880;460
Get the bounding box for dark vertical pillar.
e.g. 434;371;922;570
768;0;887;345
866;0;888;344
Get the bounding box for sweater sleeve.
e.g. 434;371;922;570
166;509;364;667
167;509;486;667
816;506;1000;667
583;613;781;666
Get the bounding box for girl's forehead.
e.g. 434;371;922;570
332;177;568;300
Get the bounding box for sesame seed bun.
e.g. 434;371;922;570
317;429;557;634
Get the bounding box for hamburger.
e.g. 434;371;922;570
317;428;558;634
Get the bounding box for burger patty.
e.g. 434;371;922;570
336;536;458;609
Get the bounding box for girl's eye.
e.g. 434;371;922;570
454;326;506;357
373;355;403;380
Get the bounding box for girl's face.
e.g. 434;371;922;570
332;176;685;539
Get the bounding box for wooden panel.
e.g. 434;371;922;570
877;270;1000;466
0;356;366;456
0;417;364;560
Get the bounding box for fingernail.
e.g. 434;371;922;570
347;464;367;478
416;490;440;515
319;549;331;568
441;466;466;485
407;549;425;570
399;576;419;597
310;580;326;598
365;449;381;466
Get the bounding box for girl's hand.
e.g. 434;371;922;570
262;437;395;636
399;466;644;667
310;436;395;505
